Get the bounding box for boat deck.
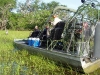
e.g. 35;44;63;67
16;39;80;56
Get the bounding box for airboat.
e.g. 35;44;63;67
14;0;100;73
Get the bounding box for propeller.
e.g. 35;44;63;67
81;0;85;3
91;3;95;8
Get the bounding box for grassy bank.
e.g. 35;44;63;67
0;30;99;75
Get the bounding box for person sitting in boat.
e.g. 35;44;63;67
39;25;50;47
83;22;92;41
45;25;50;38
41;25;50;39
29;25;40;38
49;14;63;39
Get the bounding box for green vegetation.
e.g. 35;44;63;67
0;30;100;75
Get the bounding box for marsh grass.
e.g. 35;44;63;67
0;30;100;75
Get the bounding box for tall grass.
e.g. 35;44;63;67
0;30;100;75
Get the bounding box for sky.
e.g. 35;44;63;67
17;0;100;10
41;0;82;10
17;0;82;10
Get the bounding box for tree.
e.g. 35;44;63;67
39;2;47;10
0;0;16;30
46;1;60;11
0;0;16;7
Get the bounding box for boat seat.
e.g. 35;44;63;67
50;21;65;40
53;28;63;40
39;28;48;47
48;21;65;50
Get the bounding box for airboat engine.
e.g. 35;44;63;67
93;22;100;59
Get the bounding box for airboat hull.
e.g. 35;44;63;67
14;39;100;74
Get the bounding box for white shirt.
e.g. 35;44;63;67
52;17;62;26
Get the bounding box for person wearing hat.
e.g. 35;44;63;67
51;14;62;26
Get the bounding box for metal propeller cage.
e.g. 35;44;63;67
39;0;100;57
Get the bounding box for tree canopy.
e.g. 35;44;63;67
0;0;16;7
